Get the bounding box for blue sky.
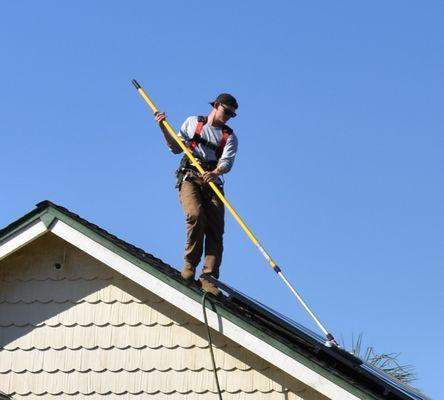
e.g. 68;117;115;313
1;1;443;398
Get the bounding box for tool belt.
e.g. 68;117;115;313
175;155;218;189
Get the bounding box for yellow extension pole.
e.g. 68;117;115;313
132;79;337;345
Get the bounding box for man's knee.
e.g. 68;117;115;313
186;206;205;226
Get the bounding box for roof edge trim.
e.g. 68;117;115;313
0;219;47;262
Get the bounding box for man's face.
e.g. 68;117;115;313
215;102;237;123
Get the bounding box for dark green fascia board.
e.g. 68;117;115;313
0;208;47;245
40;212;57;229
2;205;376;399
0;208;57;246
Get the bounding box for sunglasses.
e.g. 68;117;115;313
220;104;237;118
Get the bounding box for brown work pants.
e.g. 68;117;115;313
179;175;225;278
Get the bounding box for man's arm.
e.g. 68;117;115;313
154;111;183;154
202;133;238;183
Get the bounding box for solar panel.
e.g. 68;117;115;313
204;275;431;400
203;274;363;367
361;363;431;400
214;276;326;341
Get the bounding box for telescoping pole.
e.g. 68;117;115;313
132;79;338;346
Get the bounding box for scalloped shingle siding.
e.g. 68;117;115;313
0;233;326;400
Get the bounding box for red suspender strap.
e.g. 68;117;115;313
216;128;232;159
220;130;231;150
188;117;206;152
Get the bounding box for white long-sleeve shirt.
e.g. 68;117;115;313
170;116;239;174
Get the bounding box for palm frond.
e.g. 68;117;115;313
342;333;416;384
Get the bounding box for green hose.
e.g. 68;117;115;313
202;292;223;400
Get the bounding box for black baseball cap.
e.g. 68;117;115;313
209;93;238;109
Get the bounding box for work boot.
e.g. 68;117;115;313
199;276;221;297
181;264;196;281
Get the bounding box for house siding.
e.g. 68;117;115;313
0;233;327;400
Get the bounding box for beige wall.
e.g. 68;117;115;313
0;233;327;400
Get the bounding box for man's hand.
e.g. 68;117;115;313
202;166;228;183
154;111;166;125
202;171;219;183
155;110;182;153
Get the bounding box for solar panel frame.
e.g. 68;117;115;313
204;275;430;400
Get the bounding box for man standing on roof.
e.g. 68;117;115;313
154;94;239;296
